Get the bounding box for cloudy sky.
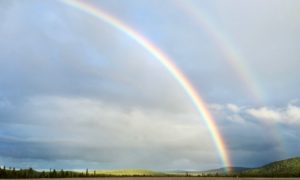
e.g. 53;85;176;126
1;0;300;171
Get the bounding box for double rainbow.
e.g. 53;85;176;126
174;0;262;103
60;0;232;169
174;0;286;157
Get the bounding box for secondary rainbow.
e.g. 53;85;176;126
174;0;262;103
60;0;232;169
174;0;287;156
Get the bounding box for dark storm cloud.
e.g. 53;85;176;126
0;96;218;169
0;137;123;162
209;103;300;167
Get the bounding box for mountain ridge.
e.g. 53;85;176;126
239;156;300;177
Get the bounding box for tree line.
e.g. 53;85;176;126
0;166;100;178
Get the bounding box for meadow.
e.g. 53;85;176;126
5;178;300;180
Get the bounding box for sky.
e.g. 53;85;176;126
0;0;300;171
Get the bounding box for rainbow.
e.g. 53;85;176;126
174;0;287;157
174;0;262;103
60;0;232;169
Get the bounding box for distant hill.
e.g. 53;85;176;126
2;156;300;178
91;157;300;177
167;167;249;176
201;167;250;175
240;157;300;177
93;169;165;176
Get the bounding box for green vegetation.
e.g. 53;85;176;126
1;156;300;178
168;167;249;177
93;169;165;176
0;167;167;178
240;156;300;177
168;157;300;177
0;167;85;178
198;167;249;176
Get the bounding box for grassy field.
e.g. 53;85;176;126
8;178;300;180
92;169;165;176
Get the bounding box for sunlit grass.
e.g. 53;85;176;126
92;169;166;176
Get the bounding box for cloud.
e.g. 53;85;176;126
226;114;245;124
0;1;217;169
247;107;282;122
0;0;192;114
207;102;300;167
0;95;219;170
286;105;300;124
209;103;225;111
210;102;300;126
0;0;14;17
226;103;240;113
209;103;241;113
246;105;300;125
0;0;300;170
0;98;12;109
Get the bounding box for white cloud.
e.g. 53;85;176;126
246;107;282;122
208;103;224;111
226;103;240;113
286;105;300;124
209;102;300;126
226;114;245;124
245;105;300;125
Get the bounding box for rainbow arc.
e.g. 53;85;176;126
60;0;232;170
174;0;262;103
